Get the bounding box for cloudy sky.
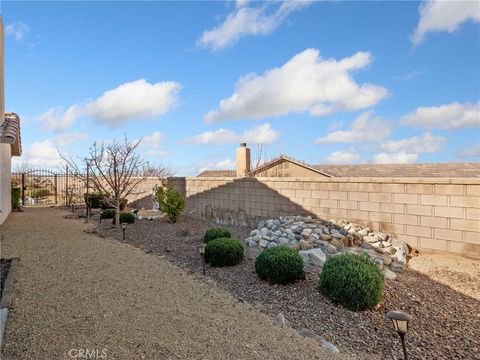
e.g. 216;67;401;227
3;0;479;175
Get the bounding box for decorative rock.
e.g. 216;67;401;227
245;215;408;278
321;339;340;353
259;239;269;248
276;312;286;328
382;267;398;280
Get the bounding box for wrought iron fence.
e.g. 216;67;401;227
11;167;87;207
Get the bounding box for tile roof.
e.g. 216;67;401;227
1;112;22;156
198;155;480;178
197;169;236;177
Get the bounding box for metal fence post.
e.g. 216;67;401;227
65;165;69;206
54;174;58;204
21;173;26;205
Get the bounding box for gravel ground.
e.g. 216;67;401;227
1;208;352;360
93;212;480;360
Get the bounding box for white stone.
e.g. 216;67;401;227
259;239;269;248
382;267;397;280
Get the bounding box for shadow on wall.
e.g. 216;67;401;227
129;177;186;210
177;177;314;228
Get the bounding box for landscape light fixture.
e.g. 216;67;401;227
386;310;412;360
99;210;103;223
198;244;206;275
121;223;127;242
71;204;75;213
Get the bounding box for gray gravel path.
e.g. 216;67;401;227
1;208;352;360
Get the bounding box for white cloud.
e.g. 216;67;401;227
12;132;88;168
183;123;279;145
204;49;388;123
6;21;29;41
141;131;163;148
315;111;392;144
37;79;181;131
37;105;82;132
324;149;360;164
197;158;236;173
402;102;480;129
372;152;418;164
380;132;445;154
198;1;312;51
412;0;480;45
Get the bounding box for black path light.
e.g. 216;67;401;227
99;210;103;223
386;310;412;360
198;244;206;275
121;223;127;242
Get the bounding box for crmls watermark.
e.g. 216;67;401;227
68;348;107;359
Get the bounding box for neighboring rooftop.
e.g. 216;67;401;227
0;112;21;156
198;155;480;178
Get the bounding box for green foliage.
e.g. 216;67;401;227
205;238;244;267
11;187;21;210
102;208;116;219
317;253;384;311
112;211;135;224
154;179;172;208
255;246;305;285
164;189;185;223
203;227;232;243
84;192;106;209
30;188;50;199
119;212;135;224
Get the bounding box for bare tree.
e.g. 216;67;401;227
253;143;267;169
60;136;172;226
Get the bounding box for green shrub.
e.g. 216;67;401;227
11;187;21;210
205;238;244;267
317;253;384;311
30;188;50;199
102;208;116;219
255;246;305;285
203;227;232;243
84;192;106;209
117;212;135;224
164;189;185;223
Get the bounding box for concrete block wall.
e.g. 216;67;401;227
174;176;480;257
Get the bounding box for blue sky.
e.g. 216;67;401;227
2;0;479;175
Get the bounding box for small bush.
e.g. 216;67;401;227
113;212;135;225
203;227;232;243
11;187;21;210
84;192;105;209
317;253;384;311
102;208;116;219
255;246;305;285
205;238;244;267
30;189;50;199
164;189;185;223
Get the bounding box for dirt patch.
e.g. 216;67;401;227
93;213;480;360
0;259;12;300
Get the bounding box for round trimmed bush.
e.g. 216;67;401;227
205;238;244;267
317;253;384;311
118;212;135;224
102;208;116;219
255;246;305;285
203;227;232;243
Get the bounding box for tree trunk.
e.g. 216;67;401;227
115;196;120;227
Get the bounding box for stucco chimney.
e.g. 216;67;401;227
236;143;250;177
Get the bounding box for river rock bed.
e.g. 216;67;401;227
245;215;409;279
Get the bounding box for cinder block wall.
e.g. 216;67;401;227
169;176;480;257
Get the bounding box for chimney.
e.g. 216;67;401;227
236;143;250;177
